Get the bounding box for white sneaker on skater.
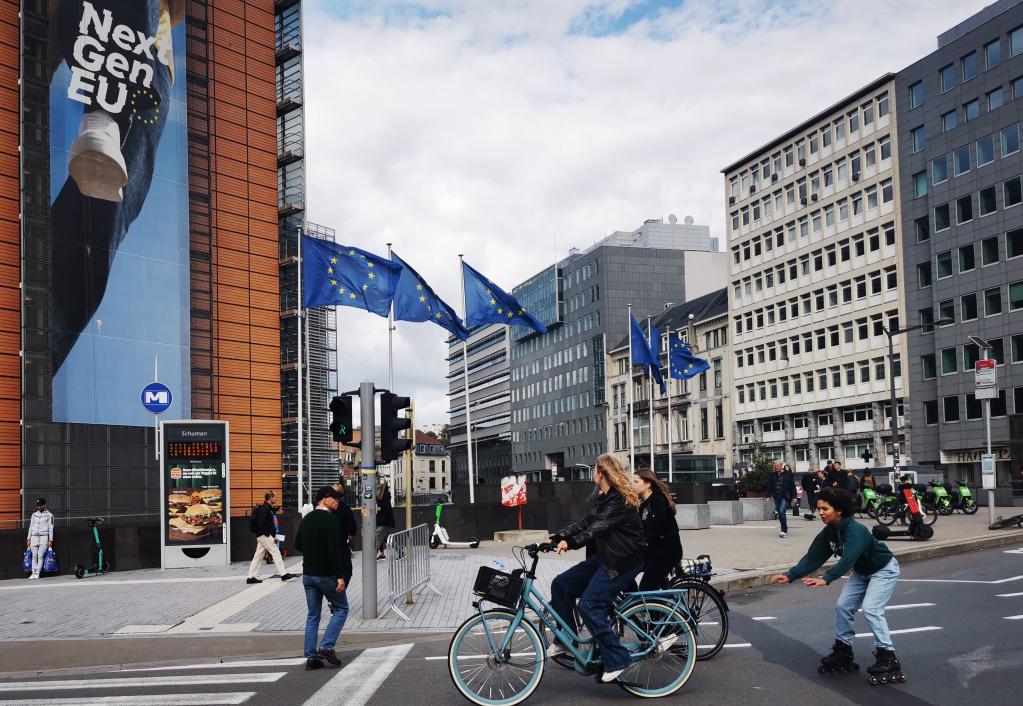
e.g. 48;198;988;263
68;111;127;203
600;667;626;683
779;531;787;538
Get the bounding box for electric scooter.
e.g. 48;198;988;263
860;486;881;518
924;481;953;515
430;503;480;549
872;480;933;541
951;481;979;514
74;517;112;579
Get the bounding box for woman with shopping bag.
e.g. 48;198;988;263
26;497;55;580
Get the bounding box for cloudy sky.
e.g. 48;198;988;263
303;0;991;426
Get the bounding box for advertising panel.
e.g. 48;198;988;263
162;421;228;547
49;1;190;425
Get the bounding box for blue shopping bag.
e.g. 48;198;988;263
22;549;32;574
42;549;59;574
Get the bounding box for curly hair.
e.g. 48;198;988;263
596;454;640;509
816;487;855;517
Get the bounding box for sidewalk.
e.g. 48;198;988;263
0;509;1019;646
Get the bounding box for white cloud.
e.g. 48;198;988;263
303;0;991;426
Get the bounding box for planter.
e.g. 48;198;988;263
740;497;774;521
676;504;710;530
744;490;767;498
708;500;743;525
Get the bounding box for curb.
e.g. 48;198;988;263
709;528;1023;594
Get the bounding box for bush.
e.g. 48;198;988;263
737;446;775;493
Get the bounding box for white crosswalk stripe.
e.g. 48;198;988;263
0;695;255;706
0;674;285;693
123;658;308;672
305;644;414;706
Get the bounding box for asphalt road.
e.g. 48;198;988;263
1;542;1020;705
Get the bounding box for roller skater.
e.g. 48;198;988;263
770;487;903;686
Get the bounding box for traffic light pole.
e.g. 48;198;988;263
359;381;378;619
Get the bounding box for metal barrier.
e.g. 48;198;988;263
380;523;442;621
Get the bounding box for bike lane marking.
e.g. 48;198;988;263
1003;615;1023;620
0;673;286;693
304;643;413;706
996;591;1023;597
899;574;1023;584
859;602;934;611
853;626;941;638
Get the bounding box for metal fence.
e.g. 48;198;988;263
380;523;441;621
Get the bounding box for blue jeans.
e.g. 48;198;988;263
550;554;643;672
835;558;900;650
303;575;350;659
773;497;789;533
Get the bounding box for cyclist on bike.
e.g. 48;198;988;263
549;454;645;684
632;469;682;591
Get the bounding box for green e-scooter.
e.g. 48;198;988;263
74;517;111;579
430;503;480;549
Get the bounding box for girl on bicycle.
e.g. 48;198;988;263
632;469;683;591
549;454;645;684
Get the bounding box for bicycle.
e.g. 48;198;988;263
989;514;1023;530
876;493;937;527
448;543;697;705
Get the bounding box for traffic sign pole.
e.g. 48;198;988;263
975;356;997;523
360;381;378;619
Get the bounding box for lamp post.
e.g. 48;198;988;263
880;319;953;474
573;462;591;481
968;335;996;524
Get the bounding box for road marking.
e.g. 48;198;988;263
426;652;536;661
1004;549;1023;554
752;617;776;621
123;658;308;672
0;673;285;693
305;643;413;706
997;592;1023;598
900;574;1023;585
1004;615;1023;620
854;626;941;638
0;695;255;705
858;603;934;612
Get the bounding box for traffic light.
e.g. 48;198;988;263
380;392;412;463
329;395;353;444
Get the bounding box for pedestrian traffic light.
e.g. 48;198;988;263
380;391;412;463
329;395;353;444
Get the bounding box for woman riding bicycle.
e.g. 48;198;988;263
632;469;683;591
549;454;645;684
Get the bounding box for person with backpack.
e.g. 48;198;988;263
247;490;295;584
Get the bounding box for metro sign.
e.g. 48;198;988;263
141;382;173;414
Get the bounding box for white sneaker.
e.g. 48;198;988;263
656;633;680;653
28;574;39;580
601;667;626;683
68;111;127;203
546;641;568;658
779;531;787;538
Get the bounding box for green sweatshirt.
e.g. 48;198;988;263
785;517;893;584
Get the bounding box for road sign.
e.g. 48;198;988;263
981;453;996;490
141;382;173;414
975;360;997;400
551;462;559;481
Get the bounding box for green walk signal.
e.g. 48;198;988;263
329;395;353;444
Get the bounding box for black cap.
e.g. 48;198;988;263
315;485;342;503
34;497;46;506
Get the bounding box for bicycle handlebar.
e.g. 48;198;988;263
525;542;553;555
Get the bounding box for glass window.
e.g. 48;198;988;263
980;185;997;216
922;354;936;379
939;299;955;324
964;99;980;122
942;110;957;132
957;195;973;224
924;400;938;425
915;216;930;242
985;287;1002;316
961;293;978;321
1002;123;1020;155
982;235;1000;265
909;81;924;108
988;87;1004;111
917;262;932;287
1009;228;1023;258
880;136;891;160
977;135;995;165
882;178;893;203
1006;176;1022;207
964;343;980;370
962;51;978;81
959;243;975;271
966;394;983;420
834;117;845;139
940;64;955;92
1012;281;1023;310
936;251;953;278
1015;75;1023;100
1013;25;1023;57
848;109;860;133
1013;333;1023;363
912;126;926;152
941;348;958;374
954;145;971;175
935;203;951;231
877;92;889;118
932;155;948;183
943;396;960;423
986;39;1001;68
913;171;927;198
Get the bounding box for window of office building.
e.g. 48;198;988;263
964;99;980;122
942;110;957;132
986;39;1001;68
932;155;949;184
989;87;1004;111
959;244;976;272
983;235;1000;264
913;171;927;198
941;347;958;375
980;185;997;216
922;354;936;379
978;134;995;165
924;400;938;424
1003;124;1020;155
957;195;974;224
961;293;978;321
1006;177;1022;207
1009;228;1023;258
912;126;926;152
943;396;960;422
909;81;924;108
937;251;953;279
1011;281;1023;311
962;51;978;81
954;145;971;175
986;287;1003;316
935;202;951;231
940;64;955;92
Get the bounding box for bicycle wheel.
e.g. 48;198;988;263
674;580;729;660
615;602;697;698
877;508;898;526
989;514;1023;530
920;504;938;526
448;609;545;706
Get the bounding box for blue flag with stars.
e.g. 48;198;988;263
301;235;401;317
391;251;469;341
669;337;711;380
462;261;548;335
631;315;665;394
648;322;666;395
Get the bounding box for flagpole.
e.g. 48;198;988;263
647;316;654;475
296;227;304;512
386;242;397;508
667;329;673;484
627;304;634;477
459;254;476;504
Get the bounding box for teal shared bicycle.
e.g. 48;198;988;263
447;543;697;705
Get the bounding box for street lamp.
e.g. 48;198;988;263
968;335;997;524
573;462;591;481
880;319;953;473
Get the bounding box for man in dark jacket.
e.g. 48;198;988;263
801;470;820;520
768;465;797;538
247;491;295;584
828;461;845;489
331;482;358;551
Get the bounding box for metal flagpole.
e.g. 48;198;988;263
647;316;654;474
386;243;396;508
627;304;635;477
667;330;673;483
297;227;304;512
459;255;476;503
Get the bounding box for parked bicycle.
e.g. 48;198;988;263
875;484;937;527
989;514;1023;530
449;543;697;704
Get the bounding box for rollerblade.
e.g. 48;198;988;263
818;640;858;674
866;647;905;685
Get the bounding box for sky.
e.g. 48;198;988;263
303;0;993;427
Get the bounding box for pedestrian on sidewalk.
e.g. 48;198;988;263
26;498;54;580
861;470;877;489
296;485;352;671
632;469;683;590
828;461;845;489
331;481;358;551
770;487;902;682
801;469;820;521
247;491;295;584
768;463;796;538
375;479;395;560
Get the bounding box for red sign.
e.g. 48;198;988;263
501;475;527;508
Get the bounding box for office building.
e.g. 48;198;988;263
896;0;1023;500
723;77;908;472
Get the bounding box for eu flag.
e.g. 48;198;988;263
301;235;401;317
648;322;666;394
669;337;711;380
391;251;469;341
630;315;664;394
462;261;547;335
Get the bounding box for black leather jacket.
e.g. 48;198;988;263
553;487;645;579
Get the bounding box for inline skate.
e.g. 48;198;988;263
866;647;905;684
818;639;858;674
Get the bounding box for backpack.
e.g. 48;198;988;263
248;504;261;534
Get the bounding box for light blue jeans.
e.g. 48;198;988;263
303;575;349;659
835;558;900;650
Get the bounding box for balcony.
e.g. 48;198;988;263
276;42;301;64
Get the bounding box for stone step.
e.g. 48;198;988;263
494;529;550;543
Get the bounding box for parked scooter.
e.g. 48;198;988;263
873;478;934;541
430;503;480;549
950;481;979;514
924;481;953;516
860;486;882;519
74;517;111;579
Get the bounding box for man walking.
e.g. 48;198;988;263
247;491;294;584
26;498;54;580
769;464;797;538
296;486;352;671
331;482;358;551
801;469;820;520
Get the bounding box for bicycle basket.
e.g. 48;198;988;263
473;566;523;608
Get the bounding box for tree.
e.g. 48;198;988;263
425;430;439;440
438;424;451;447
737;443;773;494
